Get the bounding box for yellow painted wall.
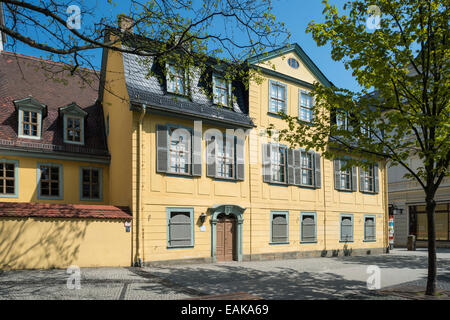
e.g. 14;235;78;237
0;155;109;204
0;217;131;269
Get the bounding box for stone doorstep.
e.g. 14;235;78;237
378;285;450;300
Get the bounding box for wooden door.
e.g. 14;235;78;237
216;214;236;262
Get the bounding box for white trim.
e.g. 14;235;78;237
18;108;42;140
63;115;85;145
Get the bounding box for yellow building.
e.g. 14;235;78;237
100;27;389;266
0;51;131;270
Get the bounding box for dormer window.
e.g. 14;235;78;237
166;63;186;95
213;75;232;107
14;96;47;140
59;103;87;145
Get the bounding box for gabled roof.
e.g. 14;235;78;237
13;96;48;116
59;102;88;117
248;43;334;88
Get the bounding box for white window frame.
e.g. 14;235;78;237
64;115;85;145
18;108;42;140
168;126;192;175
212;74;231;107
300;151;314;187
166;63;187;95
299;90;314;122
271;145;287;183
338;160;352;191
269;80;287;114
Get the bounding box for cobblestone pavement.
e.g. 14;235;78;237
1;248;449;300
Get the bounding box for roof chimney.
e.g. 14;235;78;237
118;15;134;33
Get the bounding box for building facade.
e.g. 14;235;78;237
100;29;389;266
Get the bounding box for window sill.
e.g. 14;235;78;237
164;172;194;179
267;111;287;118
363;239;377;243
300;241;317;244
269;242;290;245
297;119;314;126
213;176;238;182
38;195;63;200
80;197;102;202
360;191;378;195
167;245;195;250
267;181;288;187
335;188;355;193
339;240;354;243
0;194;18;198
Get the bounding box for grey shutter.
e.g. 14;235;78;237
192;127;202;176
206;136;216;177
286;148;295;185
156;125;168;173
294;149;301;186
272;214;288;243
359;167;365;192
169;212;192;247
341;217;353;242
314;153;321;188
235;135;245;181
334;160;341;190
365;217;376;241
302;215;316;242
228;80;233;107
262;143;272;183
226;133;235;178
212;74;218;104
374;163;379;193
351;166;357;192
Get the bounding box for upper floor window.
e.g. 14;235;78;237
299;91;313;122
300;151;314;186
271;145;286;183
334;159;357;192
206;131;245;181
0;159;18;197
359;164;379;193
336;110;349;131
60;103;87;145
14;96;47;140
213;75;231;107
169;127;191;175
269;80;287;114
166;64;186;95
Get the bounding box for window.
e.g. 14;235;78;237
14;96;46;140
156;124;202;177
269;81;287;113
271;211;289;244
334;159;356;191
167;208;194;248
166;64;186;95
0;160;18;197
169;127;191;175
80;167;102;201
66;117;82;143
300;151;314;186
288;57;299;69
301;213;316;243
38;163;62;199
364;216;376;242
361;165;374;192
213;76;230;106
216;136;234;178
22;110;39;137
336;110;349;131
299;91;313;122
340;215;354;242
271;145;286;183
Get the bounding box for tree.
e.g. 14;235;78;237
273;0;449;296
0;0;289;90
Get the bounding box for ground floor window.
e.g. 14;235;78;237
167;208;194;248
340;214;354;242
409;203;450;241
270;211;289;244
364;215;376;242
300;212;316;243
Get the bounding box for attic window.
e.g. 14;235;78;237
14;96;47;140
212;75;232;107
288;58;299;69
166;64;186;95
59;103;87;145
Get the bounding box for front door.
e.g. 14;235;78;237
216;214;236;262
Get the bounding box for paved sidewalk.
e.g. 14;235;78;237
1;249;449;300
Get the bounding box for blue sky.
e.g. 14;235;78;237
7;0;362;92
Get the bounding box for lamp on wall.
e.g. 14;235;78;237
199;213;207;224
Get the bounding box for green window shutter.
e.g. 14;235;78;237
156;124;168;173
192;127;202;176
314;152;321;188
301;215;316;242
293;149;301;186
334;159;341;190
374;163;379;193
169;212;192;247
286;148;295;185
262;143;272;183
351;166;357;192
272;214;288;243
206;135;216;178
235;135;245;181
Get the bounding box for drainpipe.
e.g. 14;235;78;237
383;161;389;253
136;104;147;267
